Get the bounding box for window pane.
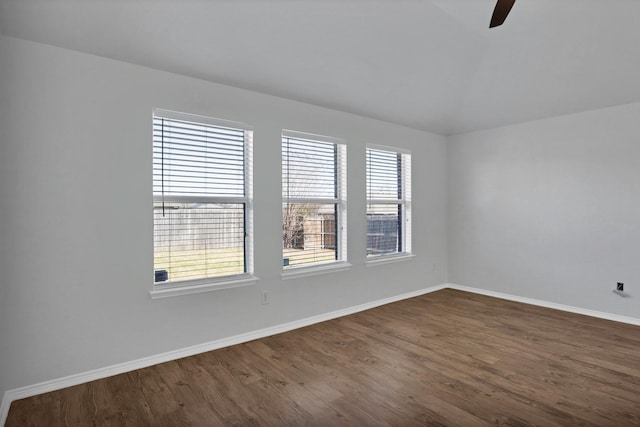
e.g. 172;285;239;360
154;203;245;283
282;137;337;199
367;146;411;258
153;117;246;198
283;203;337;267
367;204;400;256
367;149;400;201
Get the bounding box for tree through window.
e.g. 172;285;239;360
282;131;347;269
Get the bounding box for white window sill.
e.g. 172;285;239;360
365;253;415;267
150;275;259;299
281;261;352;280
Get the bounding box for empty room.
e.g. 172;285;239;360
1;0;639;425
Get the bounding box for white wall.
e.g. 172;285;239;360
448;103;640;318
0;35;448;398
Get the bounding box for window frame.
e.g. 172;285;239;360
365;144;413;265
281;129;350;279
150;109;257;299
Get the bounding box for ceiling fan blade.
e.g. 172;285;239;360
490;0;516;28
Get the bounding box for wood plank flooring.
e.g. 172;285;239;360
7;289;640;426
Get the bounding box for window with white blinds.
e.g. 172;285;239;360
282;130;347;269
366;146;411;258
152;109;253;290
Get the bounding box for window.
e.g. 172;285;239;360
152;109;254;296
282;130;347;272
366;146;411;259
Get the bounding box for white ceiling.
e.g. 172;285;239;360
1;0;640;135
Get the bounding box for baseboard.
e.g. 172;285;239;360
0;394;10;427
447;283;640;326
0;283;448;426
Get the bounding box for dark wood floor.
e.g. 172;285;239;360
7;289;640;426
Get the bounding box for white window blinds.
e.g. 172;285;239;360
282;137;337;200
366;146;411;257
153;110;253;286
282;131;347;268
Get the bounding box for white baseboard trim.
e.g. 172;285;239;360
447;283;640;326
0;395;10;427
0;283;448;426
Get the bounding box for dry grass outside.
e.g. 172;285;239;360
154;247;245;282
283;248;336;267
155;247;337;282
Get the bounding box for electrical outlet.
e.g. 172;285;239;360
261;291;269;305
617;282;624;292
